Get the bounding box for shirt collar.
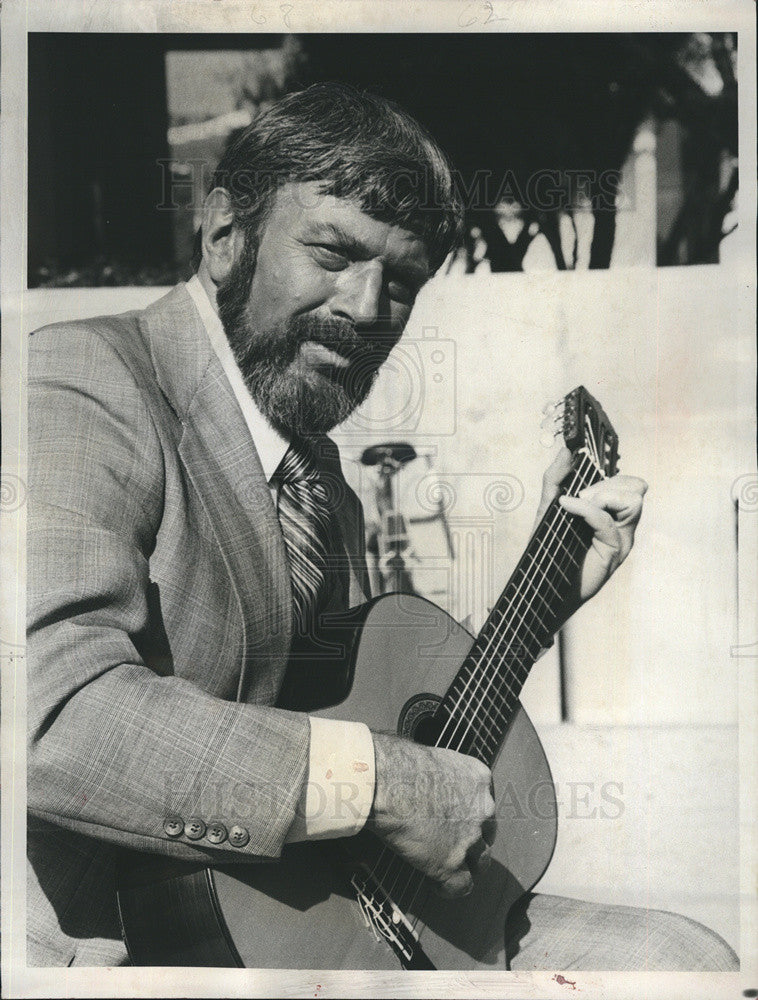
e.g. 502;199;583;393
185;273;289;482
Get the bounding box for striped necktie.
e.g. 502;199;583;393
275;439;334;641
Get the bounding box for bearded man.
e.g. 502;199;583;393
27;82;736;971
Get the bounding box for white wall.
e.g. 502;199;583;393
341;265;754;727
25;262;755;726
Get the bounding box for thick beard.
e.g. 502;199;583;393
217;243;391;438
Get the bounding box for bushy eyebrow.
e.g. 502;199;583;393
304;221;366;255
303;221;429;285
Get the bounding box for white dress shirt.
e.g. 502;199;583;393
186;275;375;842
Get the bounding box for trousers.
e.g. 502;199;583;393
505;892;739;971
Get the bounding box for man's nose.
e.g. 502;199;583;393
330;261;385;327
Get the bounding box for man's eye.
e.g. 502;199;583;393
312;245;349;269
387;280;416;306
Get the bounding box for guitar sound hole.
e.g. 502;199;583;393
398;693;444;745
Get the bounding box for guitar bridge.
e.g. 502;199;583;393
351;870;420;965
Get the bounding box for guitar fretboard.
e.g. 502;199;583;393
434;456;602;766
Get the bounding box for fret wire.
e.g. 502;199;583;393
453;606;565;756
488;576;559;628
436;452;598;757
456;520;592;750
466;608;572;760
456;552;574;757
393;451;609;918
441;592;559;751
513;551;565;600
372;448;608;928
441;652;533;747
455;635;546;736
385;452;605;919
440;690;502;750
486;560;564;636
467;459;601;759
466;500;596;750
445;652;535;733
442;676;512;732
438;458;592;751
481;463;593;647
464;622;547;689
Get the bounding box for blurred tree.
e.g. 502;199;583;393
301;33;738;271
651;32;738;265
28;32;737;285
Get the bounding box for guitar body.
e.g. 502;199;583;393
119;593;557;969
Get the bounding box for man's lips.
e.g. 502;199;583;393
298;340;352;369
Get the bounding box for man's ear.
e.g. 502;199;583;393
200;187;245;284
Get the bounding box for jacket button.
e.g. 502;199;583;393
184;817;206;841
163;816;184;838
206;821;228;845
228;824;250;848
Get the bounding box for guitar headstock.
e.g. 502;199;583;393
543;386;619;480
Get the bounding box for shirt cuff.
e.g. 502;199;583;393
285;717;375;843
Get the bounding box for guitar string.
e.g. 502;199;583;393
393;455;597;915
371;450;600;917
440;434;604;746
394;452;600;923
362;419;609;927
371;451;596;914
435;520;586;760
438;473;594;755
376;500;588;930
430;416;608;767
396;424;606;915
433;451;597;755
441;419;604;754
397;507;584;772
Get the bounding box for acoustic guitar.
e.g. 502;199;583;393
117;385;619;969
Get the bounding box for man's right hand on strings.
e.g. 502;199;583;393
366;732;496;897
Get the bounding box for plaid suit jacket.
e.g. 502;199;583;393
26;283;371;965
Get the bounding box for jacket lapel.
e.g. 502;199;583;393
143;285;292;704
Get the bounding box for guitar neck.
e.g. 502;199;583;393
434;457;602;766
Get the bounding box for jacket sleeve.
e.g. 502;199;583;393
27;322;310;862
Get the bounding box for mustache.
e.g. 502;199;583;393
288;314;396;363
